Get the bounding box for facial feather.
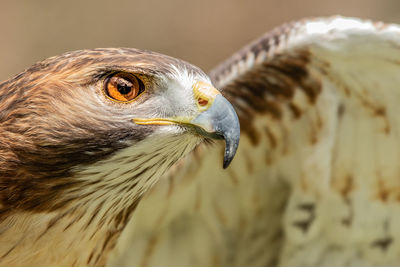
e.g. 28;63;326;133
0;48;216;266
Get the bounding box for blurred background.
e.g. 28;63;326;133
0;0;400;81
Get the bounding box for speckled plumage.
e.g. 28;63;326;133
0;48;214;266
110;17;400;267
1;16;400;267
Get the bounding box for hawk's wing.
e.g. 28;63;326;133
110;17;400;267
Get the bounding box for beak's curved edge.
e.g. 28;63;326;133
192;94;240;168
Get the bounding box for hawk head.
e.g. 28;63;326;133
0;48;239;247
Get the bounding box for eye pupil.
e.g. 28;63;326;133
117;84;132;95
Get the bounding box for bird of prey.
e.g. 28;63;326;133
0;48;240;266
108;17;400;267
0;15;399;267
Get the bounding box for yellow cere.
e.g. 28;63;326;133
192;81;221;111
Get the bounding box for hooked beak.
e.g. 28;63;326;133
133;81;240;168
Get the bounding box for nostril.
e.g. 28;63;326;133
198;98;208;106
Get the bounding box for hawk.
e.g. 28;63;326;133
0;49;239;265
0;16;399;267
109;17;400;267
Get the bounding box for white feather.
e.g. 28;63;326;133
109;17;400;267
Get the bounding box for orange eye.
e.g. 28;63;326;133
105;73;143;102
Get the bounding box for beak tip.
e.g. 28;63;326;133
223;158;231;169
222;136;240;169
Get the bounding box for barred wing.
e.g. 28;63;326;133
110;17;400;267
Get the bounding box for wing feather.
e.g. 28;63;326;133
110;17;400;267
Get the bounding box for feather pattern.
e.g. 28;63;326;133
110;17;400;267
0;48;211;266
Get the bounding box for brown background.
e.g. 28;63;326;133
1;0;399;81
